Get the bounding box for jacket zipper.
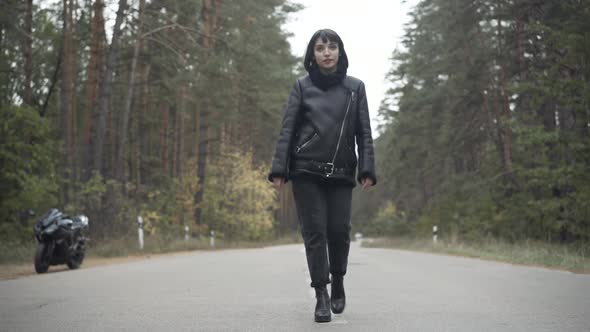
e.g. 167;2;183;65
327;91;354;176
296;133;318;153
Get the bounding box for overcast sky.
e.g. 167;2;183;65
283;0;418;136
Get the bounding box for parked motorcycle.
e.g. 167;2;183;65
33;208;89;273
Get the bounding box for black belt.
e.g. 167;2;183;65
293;160;353;177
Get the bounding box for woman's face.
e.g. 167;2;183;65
314;38;339;73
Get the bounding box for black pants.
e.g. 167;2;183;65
292;175;353;288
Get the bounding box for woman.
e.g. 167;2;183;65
268;29;376;323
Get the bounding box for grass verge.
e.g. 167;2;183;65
88;232;302;258
362;237;590;274
0;233;302;280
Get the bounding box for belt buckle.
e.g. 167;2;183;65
325;162;335;177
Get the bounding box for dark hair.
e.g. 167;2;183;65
303;29;349;73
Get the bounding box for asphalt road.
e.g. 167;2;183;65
1;242;589;331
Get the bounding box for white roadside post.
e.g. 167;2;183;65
137;216;144;250
184;225;189;241
210;230;215;248
433;225;438;244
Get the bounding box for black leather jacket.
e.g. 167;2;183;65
268;75;377;186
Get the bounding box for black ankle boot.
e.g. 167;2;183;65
331;276;345;314
314;286;331;322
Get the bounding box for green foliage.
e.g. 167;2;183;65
0;105;59;242
0;0;300;246
358;0;590;245
203;150;276;241
362;201;412;237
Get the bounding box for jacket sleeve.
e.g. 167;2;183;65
268;80;302;183
355;82;377;185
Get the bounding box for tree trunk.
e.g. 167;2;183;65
135;59;149;193
69;0;79;181
108;101;116;178
194;0;217;227
499;81;514;177
23;0;33;105
171;104;178;178
176;86;186;177
84;0;105;177
93;0;127;176
41;46;61;117
160;103;170;172
495;16;514;178
60;0;73;184
116;0;144;181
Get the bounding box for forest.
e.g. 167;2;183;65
353;0;590;245
1;0;301;244
1;0;589;249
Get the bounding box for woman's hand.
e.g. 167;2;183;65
361;177;374;190
272;177;286;189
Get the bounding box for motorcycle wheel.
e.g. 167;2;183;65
34;242;50;273
67;250;84;269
